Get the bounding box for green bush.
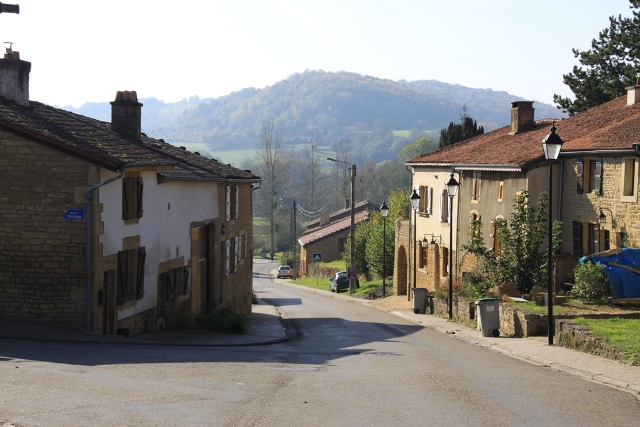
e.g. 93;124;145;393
459;270;493;299
571;262;610;301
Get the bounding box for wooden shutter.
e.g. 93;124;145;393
226;186;231;221
572;221;584;257
136;177;144;218
576;158;584;194
593;158;603;196
183;267;190;295
225;239;231;276
136;247;146;299
116;250;128;305
427;187;433;215
235;186;240;220
167;270;175;301
592;223;600;254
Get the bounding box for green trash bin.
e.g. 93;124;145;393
475;298;501;337
412;288;428;314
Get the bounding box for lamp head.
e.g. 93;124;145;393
410;189;420;210
380;202;389;217
445;173;459;197
542;123;564;160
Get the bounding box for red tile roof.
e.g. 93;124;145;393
408;96;640;170
299;209;372;246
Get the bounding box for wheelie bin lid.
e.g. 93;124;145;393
475;297;501;304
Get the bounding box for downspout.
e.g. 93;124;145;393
85;167;126;331
406;164;413;301
557;160;564;227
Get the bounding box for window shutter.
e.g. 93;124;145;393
122;179;131;220
136;247;146;299
572;221;584;257
235;186;240;220
427;187;433;215
116;250;128;305
440;189;448;223
447;193;452;224
136;177;144;218
226;186;231;221
489;221;495;250
576;158;584;194
594;158;603;196
225;239;231;276
593;223;600;254
183;267;190;295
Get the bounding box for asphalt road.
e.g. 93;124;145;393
1;260;639;426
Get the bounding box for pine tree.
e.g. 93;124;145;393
554;0;640;115
438;106;484;148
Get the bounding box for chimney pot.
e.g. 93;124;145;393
111;90;143;140
508;101;535;135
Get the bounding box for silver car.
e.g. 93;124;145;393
276;265;292;279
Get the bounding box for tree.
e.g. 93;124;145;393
461;191;563;295
439;106;484;148
554;0;640;115
397;136;438;162
253;119;290;257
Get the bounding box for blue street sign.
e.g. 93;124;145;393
312;252;322;262
63;208;84;220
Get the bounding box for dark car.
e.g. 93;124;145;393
329;271;358;293
276;265;293;279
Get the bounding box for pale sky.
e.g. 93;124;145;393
1;0;635;108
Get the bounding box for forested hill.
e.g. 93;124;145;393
65;70;563;162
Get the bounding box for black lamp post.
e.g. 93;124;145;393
542;123;564;345
410;190;421;293
380;202;389;296
327;157;356;293
446;173;459;320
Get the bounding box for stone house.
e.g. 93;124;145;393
0;51;261;335
298;200;378;276
399;80;640;297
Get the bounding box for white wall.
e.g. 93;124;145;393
98;169;219;318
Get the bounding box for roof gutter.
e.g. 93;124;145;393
84;166;127;331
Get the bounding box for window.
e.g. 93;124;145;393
578;158;602;195
439;189;449;223
572;221;584;257
441;247;449;276
469;212;481;248
225;239;231;276
338;238;347;252
489;220;502;255
420;245;428;269
160;266;188;301
622;158;638;200
226;185;239;221
122;176;143;220
116;247;146;305
419;185;432;214
471;171;481;202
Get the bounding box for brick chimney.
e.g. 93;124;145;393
508;101;535;135
0;48;31;107
111;90;143;140
626;77;640;106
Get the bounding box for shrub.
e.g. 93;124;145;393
571;262;610;301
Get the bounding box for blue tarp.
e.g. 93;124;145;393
582;248;640;300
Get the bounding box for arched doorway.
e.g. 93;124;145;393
394;245;408;295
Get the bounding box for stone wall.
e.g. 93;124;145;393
0;130;93;328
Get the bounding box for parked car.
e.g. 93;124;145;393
276;265;293;279
329;271;358;293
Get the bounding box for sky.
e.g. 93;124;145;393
1;0;636;108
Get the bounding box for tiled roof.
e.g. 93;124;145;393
408;96;640;169
305;200;379;231
0;100;260;182
299;209;372;246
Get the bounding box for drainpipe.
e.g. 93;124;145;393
84;168;126;331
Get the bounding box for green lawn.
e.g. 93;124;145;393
571;317;640;365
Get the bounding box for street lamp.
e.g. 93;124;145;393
410;190;421;294
327;157;356;293
446;173;459;320
542;123;563;345
380;202;389;296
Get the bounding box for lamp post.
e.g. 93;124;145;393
278;196;298;278
542;123;564;345
327;157;356;293
446;173;459;320
410;190;421;295
380;202;389;296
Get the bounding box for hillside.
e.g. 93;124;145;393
65;70;564;162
